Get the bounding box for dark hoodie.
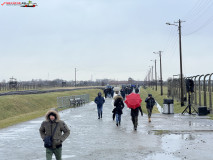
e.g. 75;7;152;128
94;93;105;107
39;109;70;149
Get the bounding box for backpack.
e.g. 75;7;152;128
150;98;155;107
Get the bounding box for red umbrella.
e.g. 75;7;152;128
125;93;142;109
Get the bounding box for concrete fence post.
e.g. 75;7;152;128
198;75;204;106
204;74;210;107
194;75;200;106
209;73;213;113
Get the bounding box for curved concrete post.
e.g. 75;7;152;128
198;75;204;106
209;73;213;112
204;74;210;106
194;75;200;105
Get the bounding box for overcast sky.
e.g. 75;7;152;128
0;0;213;82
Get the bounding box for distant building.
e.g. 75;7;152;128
128;77;134;84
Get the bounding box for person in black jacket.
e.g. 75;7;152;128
94;92;105;119
113;95;124;126
145;94;156;122
104;88;108;98
131;88;143;130
120;89;126;99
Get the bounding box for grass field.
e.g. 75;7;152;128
0;89;103;129
140;86;186;114
139;88;159;114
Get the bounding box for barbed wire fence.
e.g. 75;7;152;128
167;73;213;112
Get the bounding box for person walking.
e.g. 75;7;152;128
111;90;120;120
111;88;114;98
120;88;126;99
104;88;108;98
145;94;156;122
113;95;124;126
94;92;105;119
39;109;70;160
130;88;143;130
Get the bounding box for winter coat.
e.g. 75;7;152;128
39;110;70;149
113;97;124;115
131;107;143;117
120;89;126;99
145;97;156;109
94;96;105;107
104;89;108;94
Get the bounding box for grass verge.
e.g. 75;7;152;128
141;87;185;113
139;88;159;114
0;89;102;129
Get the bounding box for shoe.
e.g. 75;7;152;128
148;118;151;122
98;117;100;119
116;123;118;126
134;127;137;131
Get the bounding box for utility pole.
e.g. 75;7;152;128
149;68;152;87
152;66;153;88
154;51;163;95
75;68;76;87
151;59;157;91
166;19;185;106
148;69;151;87
155;59;157;91
149;66;153;88
177;19;184;106
159;51;163;95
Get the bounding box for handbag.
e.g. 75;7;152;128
44;123;58;148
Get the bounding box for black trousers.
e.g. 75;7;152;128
147;108;153;118
131;115;138;128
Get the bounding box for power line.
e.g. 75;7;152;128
163;27;178;56
183;14;213;36
183;0;211;20
182;0;213;35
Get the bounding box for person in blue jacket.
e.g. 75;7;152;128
94;92;105;119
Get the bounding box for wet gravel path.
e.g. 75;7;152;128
0;98;213;160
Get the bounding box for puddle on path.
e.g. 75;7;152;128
145;132;196;160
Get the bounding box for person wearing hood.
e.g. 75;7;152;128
145;94;156;122
113;95;124;126
94;92;105;119
39;109;70;160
